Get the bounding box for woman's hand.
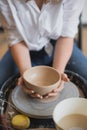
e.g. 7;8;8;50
23;86;43;99
17;76;43;99
18;73;69;100
17;76;23;86
43;73;69;99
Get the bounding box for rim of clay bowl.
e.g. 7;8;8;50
23;66;61;88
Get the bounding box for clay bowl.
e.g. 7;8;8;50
23;66;61;96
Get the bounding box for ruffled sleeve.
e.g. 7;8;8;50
0;0;23;47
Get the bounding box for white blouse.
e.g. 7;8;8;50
0;0;86;51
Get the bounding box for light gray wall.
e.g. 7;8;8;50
82;1;87;24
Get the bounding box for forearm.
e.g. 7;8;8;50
53;37;74;73
10;41;31;75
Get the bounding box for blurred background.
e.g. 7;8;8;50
0;1;87;59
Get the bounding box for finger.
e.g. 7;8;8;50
53;88;62;93
23;86;34;94
17;77;23;86
31;93;43;99
52;81;64;93
48;92;58;96
44;92;58;99
61;73;69;82
23;86;43;99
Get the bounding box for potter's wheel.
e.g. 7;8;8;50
11;81;80;118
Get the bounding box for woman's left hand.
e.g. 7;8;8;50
43;73;69;99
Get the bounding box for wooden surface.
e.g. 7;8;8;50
28;128;56;130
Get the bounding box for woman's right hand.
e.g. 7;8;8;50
23;85;43;99
17;76;43;99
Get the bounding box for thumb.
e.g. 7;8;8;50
17;77;23;86
61;73;69;82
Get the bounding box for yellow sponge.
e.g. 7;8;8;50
11;114;30;129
